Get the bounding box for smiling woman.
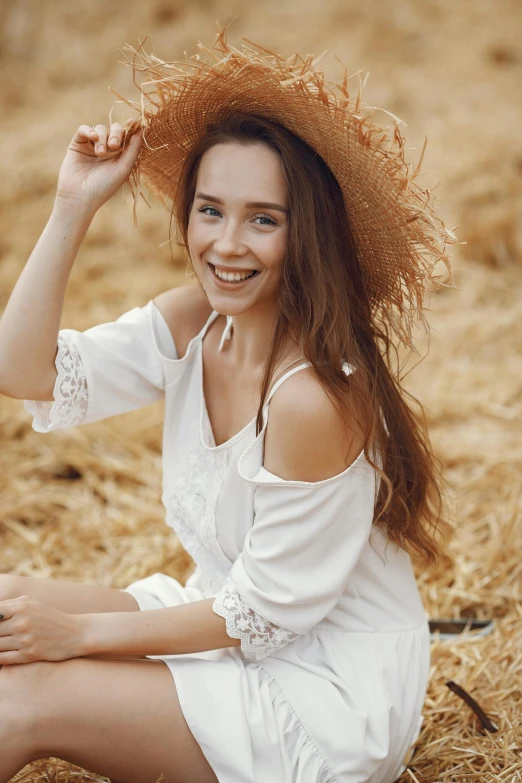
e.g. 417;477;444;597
0;29;455;783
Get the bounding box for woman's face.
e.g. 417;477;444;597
187;141;289;315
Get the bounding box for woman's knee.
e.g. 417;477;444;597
0;573;25;602
0;661;51;756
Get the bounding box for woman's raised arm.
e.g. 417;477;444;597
0;122;142;400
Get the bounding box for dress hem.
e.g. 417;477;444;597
164;656;338;783
256;662;338;783
121;586;338;783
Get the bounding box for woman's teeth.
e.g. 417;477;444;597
212;265;257;282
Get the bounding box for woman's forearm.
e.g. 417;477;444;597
79;599;241;658
0;202;94;399
0;122;143;400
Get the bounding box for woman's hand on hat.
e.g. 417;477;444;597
54;121;143;217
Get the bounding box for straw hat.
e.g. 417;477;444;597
115;27;456;349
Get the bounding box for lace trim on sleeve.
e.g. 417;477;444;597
212;574;299;661
23;335;88;432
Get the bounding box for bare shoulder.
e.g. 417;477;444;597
264;368;365;483
153;284;213;359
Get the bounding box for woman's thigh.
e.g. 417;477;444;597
0;573;139;613
5;656;219;783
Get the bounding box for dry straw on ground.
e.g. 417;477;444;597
1;0;522;781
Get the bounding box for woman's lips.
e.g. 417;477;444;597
208;262;260;287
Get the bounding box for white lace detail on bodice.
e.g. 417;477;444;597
165;419;233;582
212;574;299;661
23;335;88;432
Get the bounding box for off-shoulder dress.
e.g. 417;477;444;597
24;300;430;783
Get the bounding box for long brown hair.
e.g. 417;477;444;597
172;112;449;566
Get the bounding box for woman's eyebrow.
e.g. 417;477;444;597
246;200;289;214
195;192;289;214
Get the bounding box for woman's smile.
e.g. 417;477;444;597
208;261;261;288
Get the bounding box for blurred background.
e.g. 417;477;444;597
1;1;521;781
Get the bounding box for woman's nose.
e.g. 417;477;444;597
213;219;246;257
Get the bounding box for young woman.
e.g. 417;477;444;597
0;33;453;783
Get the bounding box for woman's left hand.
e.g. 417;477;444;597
0;595;85;665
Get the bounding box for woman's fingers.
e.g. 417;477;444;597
69;121;140;160
116;127;143;169
0;597;18;623
107;122;124;150
93;123;109;155
71;124;98;146
0;633;17;652
0;650;27;665
96;123;128;154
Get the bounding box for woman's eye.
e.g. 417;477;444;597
197;206;221;217
254;214;276;226
196;206;276;226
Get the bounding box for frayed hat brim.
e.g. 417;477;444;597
115;26;456;349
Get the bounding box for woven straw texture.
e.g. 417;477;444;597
116;28;456;348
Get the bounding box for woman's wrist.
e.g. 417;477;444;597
77;612;133;658
73;613;97;657
52;195;97;227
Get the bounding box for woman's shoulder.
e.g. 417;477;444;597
263;367;366;483
153;284;213;359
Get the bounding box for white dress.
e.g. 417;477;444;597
24;300;430;783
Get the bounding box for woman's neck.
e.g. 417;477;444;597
215;303;302;371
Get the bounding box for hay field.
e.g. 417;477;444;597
1;0;521;781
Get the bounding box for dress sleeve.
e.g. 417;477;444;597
23;300;177;433
211;463;376;661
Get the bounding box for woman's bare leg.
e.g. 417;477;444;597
0;656;218;783
0;573;139;613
